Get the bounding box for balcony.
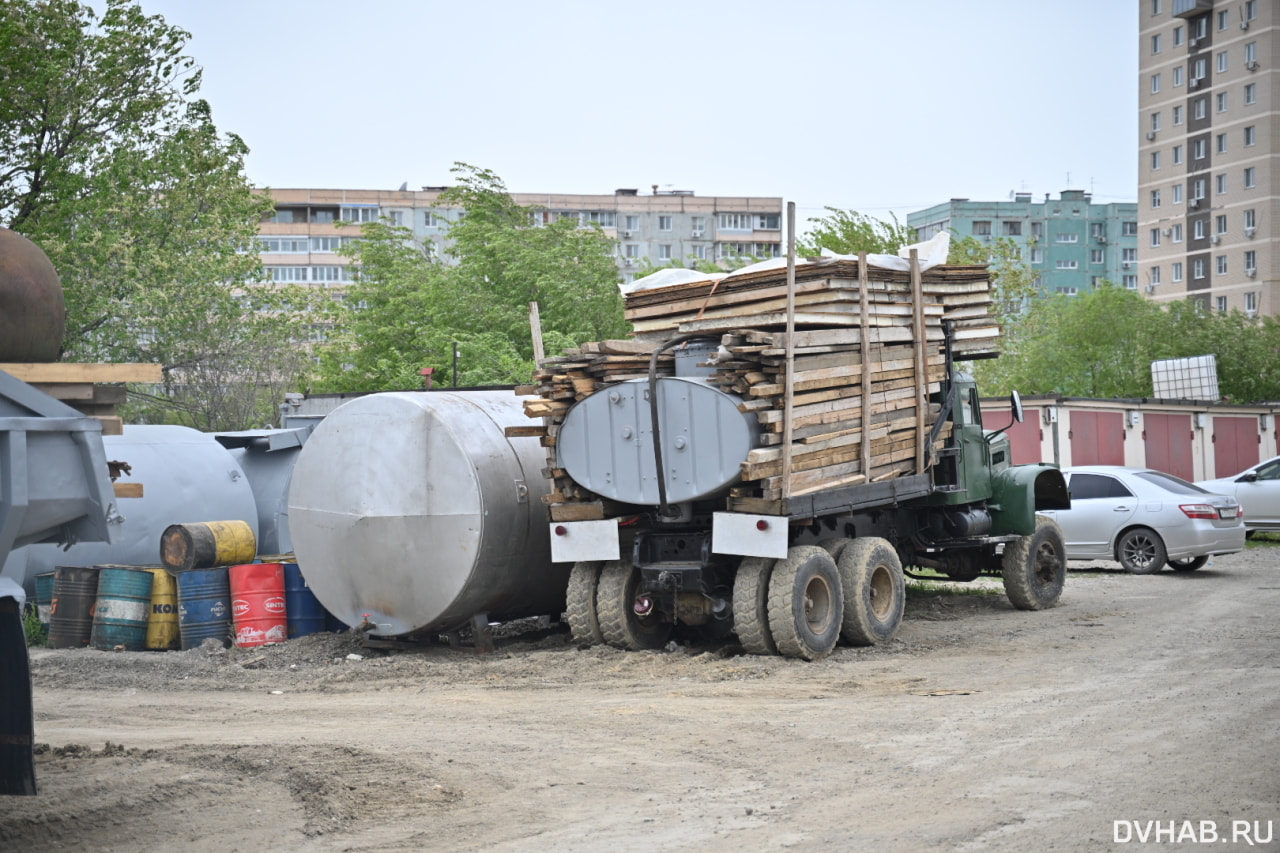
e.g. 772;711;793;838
1173;0;1212;18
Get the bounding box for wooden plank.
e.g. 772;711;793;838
0;363;162;383
113;483;144;499
910;248;927;474
96;416;124;436
859;252;873;482
549;502;606;522
504;425;549;438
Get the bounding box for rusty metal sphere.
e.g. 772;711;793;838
0;228;66;362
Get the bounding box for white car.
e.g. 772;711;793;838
1197;456;1280;535
1038;466;1245;574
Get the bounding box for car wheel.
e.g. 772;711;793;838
1116;527;1167;574
1168;555;1209;572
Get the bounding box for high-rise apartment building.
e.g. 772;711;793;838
1138;0;1273;315
257;186;783;292
908;191;1139;296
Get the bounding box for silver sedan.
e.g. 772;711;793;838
1197;456;1280;535
1038;466;1244;574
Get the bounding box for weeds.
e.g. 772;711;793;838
22;604;46;647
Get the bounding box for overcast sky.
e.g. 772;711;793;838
131;0;1139;227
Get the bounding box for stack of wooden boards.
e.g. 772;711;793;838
509;257;995;517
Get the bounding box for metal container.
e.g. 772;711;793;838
176;567;231;649
48;566;99;649
215;428;312;556
0;228;65;363
160;520;257;572
8;425;259;588
229;562;286;647
90;566;153;651
288;390;563;637
280;560;325;639
143;567;179;651
33;572;55;631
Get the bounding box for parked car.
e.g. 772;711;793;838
1197;456;1280;535
1038;466;1244;574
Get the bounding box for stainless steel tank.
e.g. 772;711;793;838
6;425;260;588
287;390;561;637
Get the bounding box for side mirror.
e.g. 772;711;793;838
1241;472;1259;483
1010;390;1024;424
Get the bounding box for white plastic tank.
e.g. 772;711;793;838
287;390;562;637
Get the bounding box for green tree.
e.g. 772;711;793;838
0;0;313;429
796;208;914;257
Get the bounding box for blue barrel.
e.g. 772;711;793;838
34;572;55;631
90;566;154;651
283;561;325;639
48;566;99;649
176;567;231;649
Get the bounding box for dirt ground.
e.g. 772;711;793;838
2;548;1278;853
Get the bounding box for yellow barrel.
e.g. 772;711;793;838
144;567;179;650
160;520;257;571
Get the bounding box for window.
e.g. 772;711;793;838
1151;228;1162;247
1172;144;1184;165
658;215;672;231
1217;255;1228;275
1217;174;1228;195
1030;248;1044;264
1091;249;1104;263
1123;248;1138;263
257;236;309;253
1069;473;1134;500
1173;262;1184;282
1056;286;1079;296
1216;214;1228;234
1217;51;1228;73
1194;16;1207;39
1194;258;1206;279
1217;92;1228;112
1123;275;1138;290
1002;221;1022;236
339;206;378;223
717;214;752;231
1244;126;1256;146
387;211;404;226
1194;97;1207;120
1245;250;1257;271
1151;34;1162;54
1173;25;1184;46
1245;42;1257;64
267;266;308;282
1031;222;1043;239
1151;112;1162;133
1194;58;1207;81
756;214;780;230
1245;167;1256;189
1151;266;1162;285
1055;260;1079;270
1173;223;1184;242
312;209;336;224
1244;209;1256;229
1193;138;1207;160
1194;219;1206;240
1246;292;1257;314
1193;177;1206;199
972;220;992;236
691;216;705;236
1173;183;1184;204
1123;221;1138;236
1151;189;1163;208
692;245;707;260
1090;222;1106;238
1055;233;1079;243
1151;151;1162;170
1218;10;1230;30
1173;66;1185;87
1245;83;1257;104
424;212;447;228
1173;105;1184;125
310;236;343;252
625;215;639;231
1216;133;1227;154
585;211;616;227
1151;73;1162;94
1217;295;1228;312
658;244;672;260
624;244;638;258
1246;0;1257;21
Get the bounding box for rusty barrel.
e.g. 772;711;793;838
48;566;99;649
89;566;154;651
144;567;179;650
160;520;256;572
229;562;286;647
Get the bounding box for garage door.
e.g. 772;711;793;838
1212;416;1260;478
1144;413;1193;480
1069;411;1124;466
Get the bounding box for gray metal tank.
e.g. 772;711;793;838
7;425;259;588
215;427;313;556
287;390;561;637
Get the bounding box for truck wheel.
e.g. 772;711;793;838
732;556;777;655
1002;515;1067;610
818;537;854;564
767;546;843;660
836;538;905;645
1116;527;1166;574
565;561;604;647
1168;555;1208;572
596;559;671;651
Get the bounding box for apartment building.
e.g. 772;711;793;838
257;186;784;291
1139;0;1274;315
908;191;1140;296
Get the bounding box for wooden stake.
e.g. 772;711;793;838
781;201;797;500
529;302;545;363
859;251;872;480
909;248;927;473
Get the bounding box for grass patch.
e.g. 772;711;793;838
22;604;46;647
904;567;1003;597
1245;532;1280;549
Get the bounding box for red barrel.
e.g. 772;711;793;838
228;562;286;647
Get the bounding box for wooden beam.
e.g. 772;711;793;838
0;363;162;383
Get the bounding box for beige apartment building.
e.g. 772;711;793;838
257;186;784;292
1138;0;1276;316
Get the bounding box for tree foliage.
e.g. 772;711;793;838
0;0;313;429
797;208;915;257
315;163;628;391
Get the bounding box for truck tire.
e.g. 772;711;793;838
767;546;843;660
565;561;605;647
597;559;671;651
836;538;905;645
732;556;777;655
1002;515;1067;610
1116;527;1166;574
818;537;854;564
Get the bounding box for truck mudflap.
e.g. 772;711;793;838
711;512;789;560
549;519;620;563
989;464;1070;536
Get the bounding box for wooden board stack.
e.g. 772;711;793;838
509;258;993;516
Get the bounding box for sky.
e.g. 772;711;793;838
129;0;1140;227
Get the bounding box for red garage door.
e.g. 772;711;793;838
1007;409;1044;464
1069;411;1125;466
1144;413;1193;480
1212;416;1260;478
